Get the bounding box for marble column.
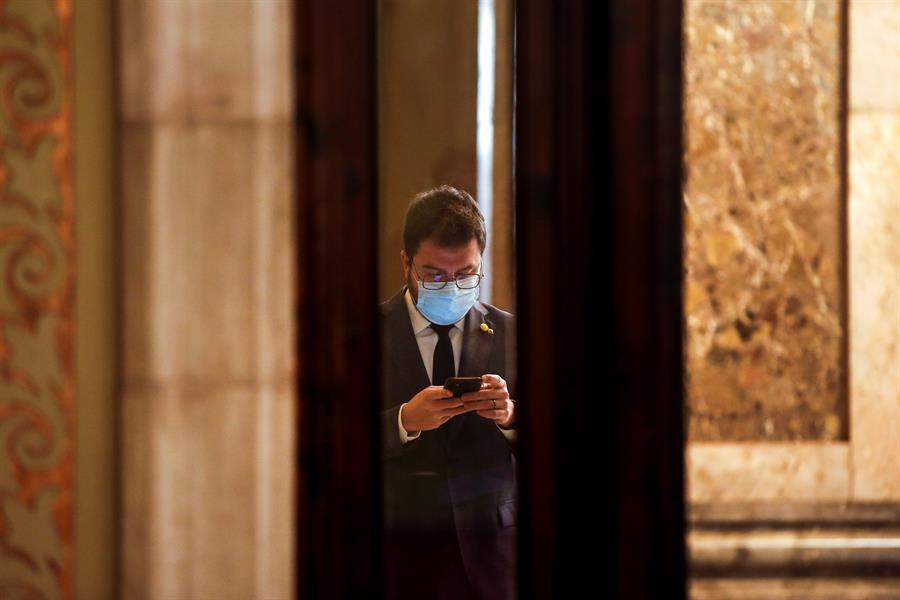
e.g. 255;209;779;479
118;1;295;598
848;0;900;501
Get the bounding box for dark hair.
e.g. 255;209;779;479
402;185;486;258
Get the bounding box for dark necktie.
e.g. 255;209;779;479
430;323;456;386
431;323;456;447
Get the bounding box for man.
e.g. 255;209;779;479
381;185;518;600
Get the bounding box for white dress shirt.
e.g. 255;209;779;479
398;288;517;445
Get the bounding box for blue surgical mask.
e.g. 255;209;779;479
414;282;480;325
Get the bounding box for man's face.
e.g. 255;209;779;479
401;237;482;303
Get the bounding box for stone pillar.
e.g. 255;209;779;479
118;1;295;598
848;0;900;501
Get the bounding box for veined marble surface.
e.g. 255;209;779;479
684;0;845;441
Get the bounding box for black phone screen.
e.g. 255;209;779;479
444;376;483;397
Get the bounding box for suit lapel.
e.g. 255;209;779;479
383;286;430;404
445;301;495;450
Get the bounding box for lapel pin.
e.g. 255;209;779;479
480;322;494;335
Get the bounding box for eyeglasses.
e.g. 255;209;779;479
411;264;484;290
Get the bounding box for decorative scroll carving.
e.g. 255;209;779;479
0;0;74;598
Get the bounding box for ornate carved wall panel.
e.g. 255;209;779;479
0;0;75;598
684;0;846;441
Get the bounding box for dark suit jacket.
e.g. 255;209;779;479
381;284;518;600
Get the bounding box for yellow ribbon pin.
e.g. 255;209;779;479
480;322;494;335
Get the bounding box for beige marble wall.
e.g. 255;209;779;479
118;1;296;598
687;443;850;502
848;0;900;501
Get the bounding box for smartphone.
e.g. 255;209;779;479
444;376;483;397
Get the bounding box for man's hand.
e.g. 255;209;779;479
460;374;516;429
400;386;471;435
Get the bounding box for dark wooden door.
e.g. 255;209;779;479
515;1;686;598
294;1;686;598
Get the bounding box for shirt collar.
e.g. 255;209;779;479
404;287;466;335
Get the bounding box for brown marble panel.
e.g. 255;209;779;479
684;0;846;441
